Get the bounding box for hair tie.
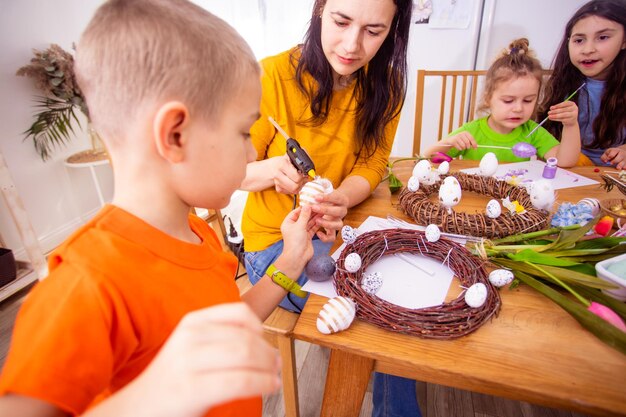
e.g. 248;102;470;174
510;47;519;55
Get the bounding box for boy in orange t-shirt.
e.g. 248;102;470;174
0;0;317;416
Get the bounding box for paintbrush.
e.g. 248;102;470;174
525;82;586;138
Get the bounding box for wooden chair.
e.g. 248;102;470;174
412;69;553;156
193;207;227;243
413;69;487;156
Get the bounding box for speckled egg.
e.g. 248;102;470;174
316;296;356;334
438;177;462;210
529;179;555;211
305;255;336;282
425;224;441;242
485;199;502;219
479;152;498;177
344;253;362;273
412;160;432;182
407;176;420;192
438;161;450;175
299;178;333;206
361;271;383;295
341;225;359;244
465;283;488;308
488;269;514;288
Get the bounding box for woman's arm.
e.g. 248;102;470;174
239;155;307;194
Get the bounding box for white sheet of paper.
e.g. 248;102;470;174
302;216;455;308
460;160;597;190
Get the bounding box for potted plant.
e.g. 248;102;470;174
16;44;105;162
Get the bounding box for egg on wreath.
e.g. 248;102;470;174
424;224;441;242
341;225;359;244
407;176;420;192
344;253;362;273
438;176;462;211
464;282;488;308
485;199;502;219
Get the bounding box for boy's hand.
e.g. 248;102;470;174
309;190;349;243
280;205;315;269
443;132;477;151
271;155;308;195
94;303;281;417
548;101;578;127
602;146;626;170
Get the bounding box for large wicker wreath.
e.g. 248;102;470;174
398;172;548;239
334;228;501;339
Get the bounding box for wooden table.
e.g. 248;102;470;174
293;160;626;417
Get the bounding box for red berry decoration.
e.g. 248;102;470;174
594;168;600;173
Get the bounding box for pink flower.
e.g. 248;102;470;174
587;302;626;332
430;151;452;164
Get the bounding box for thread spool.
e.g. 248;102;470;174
542;157;558;179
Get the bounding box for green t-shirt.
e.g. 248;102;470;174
445;117;559;162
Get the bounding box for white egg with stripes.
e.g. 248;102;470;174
299;178;333;206
316;296;357;335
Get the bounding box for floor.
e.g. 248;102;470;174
0;218;592;417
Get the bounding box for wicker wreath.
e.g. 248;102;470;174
334;228;501;339
398;171;548;239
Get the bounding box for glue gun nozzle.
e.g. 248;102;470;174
307;169;317;179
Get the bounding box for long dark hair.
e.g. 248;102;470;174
294;0;412;157
539;0;626;148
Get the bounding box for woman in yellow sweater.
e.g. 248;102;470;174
240;1;421;416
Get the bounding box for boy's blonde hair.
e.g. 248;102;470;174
477;38;544;116
75;0;259;140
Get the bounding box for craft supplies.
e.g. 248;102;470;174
525;82;586;138
542;157;558;179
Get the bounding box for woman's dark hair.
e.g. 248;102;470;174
539;0;626;149
294;0;412;157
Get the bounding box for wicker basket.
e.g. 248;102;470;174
600;198;626;220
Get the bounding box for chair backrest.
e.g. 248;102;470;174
412;69;553;156
413;70;487;156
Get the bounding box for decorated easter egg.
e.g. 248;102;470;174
438;161;450;175
316;296;357;334
407;176;420;192
512;141;537;158
529;179;555;211
464;282;488;308
438;176;462;210
488;269;514;288
479;152;498;177
485;199;501;219
577;198;600;216
361;271;383;295
344;253;362;273
412;160;432;182
299;178;333;206
305;254;336;282
425;224;441;242
341;225;359;244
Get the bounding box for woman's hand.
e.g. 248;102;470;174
443;132;477;151
309;189;349;243
548;101;578;127
602;146;626;170
271;155;308;195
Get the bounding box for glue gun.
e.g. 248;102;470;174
268;117;317;179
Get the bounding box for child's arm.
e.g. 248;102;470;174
423;132;477;158
0;396;66;417
543;101;580;167
601;146;626;170
81;303;280;417
241;206;315;320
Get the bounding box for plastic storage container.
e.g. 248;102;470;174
595;252;626;301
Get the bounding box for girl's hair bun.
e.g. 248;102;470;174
508;38;530;56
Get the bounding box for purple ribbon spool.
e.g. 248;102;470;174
512;142;537;158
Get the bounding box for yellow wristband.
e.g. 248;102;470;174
266;264;307;298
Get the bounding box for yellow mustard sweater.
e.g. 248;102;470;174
241;48;399;251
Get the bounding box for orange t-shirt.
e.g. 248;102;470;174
0;205;261;416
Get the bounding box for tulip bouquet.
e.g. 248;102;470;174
386;152;453;194
469;216;626;354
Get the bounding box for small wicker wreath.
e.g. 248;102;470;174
334;228;501;339
398;171;548;238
